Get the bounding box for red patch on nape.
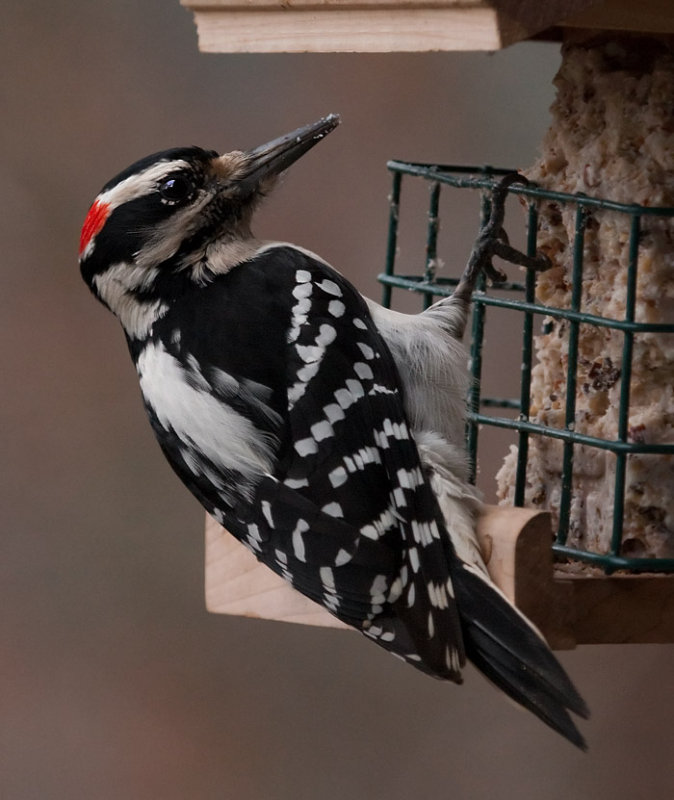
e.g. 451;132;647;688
79;199;111;257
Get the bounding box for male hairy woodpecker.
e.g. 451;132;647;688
80;115;588;748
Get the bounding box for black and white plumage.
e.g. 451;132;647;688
80;115;588;747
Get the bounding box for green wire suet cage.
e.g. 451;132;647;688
379;160;674;576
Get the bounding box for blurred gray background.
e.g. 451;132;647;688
3;1;674;797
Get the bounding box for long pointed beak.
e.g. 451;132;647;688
226;114;341;194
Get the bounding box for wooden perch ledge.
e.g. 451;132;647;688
205;506;674;649
180;0;674;53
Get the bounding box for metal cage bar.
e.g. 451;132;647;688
423;181;441;309
466;193;491;485
514;202;538;507
381;169;402;310
609;213;640;561
556;205;586;547
379;161;674;574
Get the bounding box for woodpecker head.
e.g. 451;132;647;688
79;114;340;335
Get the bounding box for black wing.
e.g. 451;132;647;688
146;245;465;679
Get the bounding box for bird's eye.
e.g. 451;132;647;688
159;175;194;205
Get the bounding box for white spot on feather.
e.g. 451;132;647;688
317;278;342;296
294;437;318;457
292;519;309;562
328;299;345;317
446;647;461;674
261;501;274;528
321;501;343;517
345;379;363;398
328;466;347;487
360;524;379;540
296;362;319;383
354;362;373;381
296;344;323;363
370;574;389;604
292;282;313;299
310;420;333;441
406;583;416;607
316;323;337;346
408;547;420;573
284;476;309;489
357;342;375;360
320;567;335;590
323;403;345;424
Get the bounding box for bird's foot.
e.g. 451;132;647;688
452;173;551;306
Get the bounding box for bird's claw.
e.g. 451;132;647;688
484;261;508;285
452;173;551;303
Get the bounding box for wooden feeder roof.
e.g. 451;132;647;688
180;0;674;53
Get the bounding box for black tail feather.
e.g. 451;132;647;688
451;563;589;749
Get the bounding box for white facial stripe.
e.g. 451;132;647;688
94;260;159;293
135;201;210;269
202;237;265;276
97;160;192;212
93;261;168;338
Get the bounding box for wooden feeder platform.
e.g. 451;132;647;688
205;508;674;649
